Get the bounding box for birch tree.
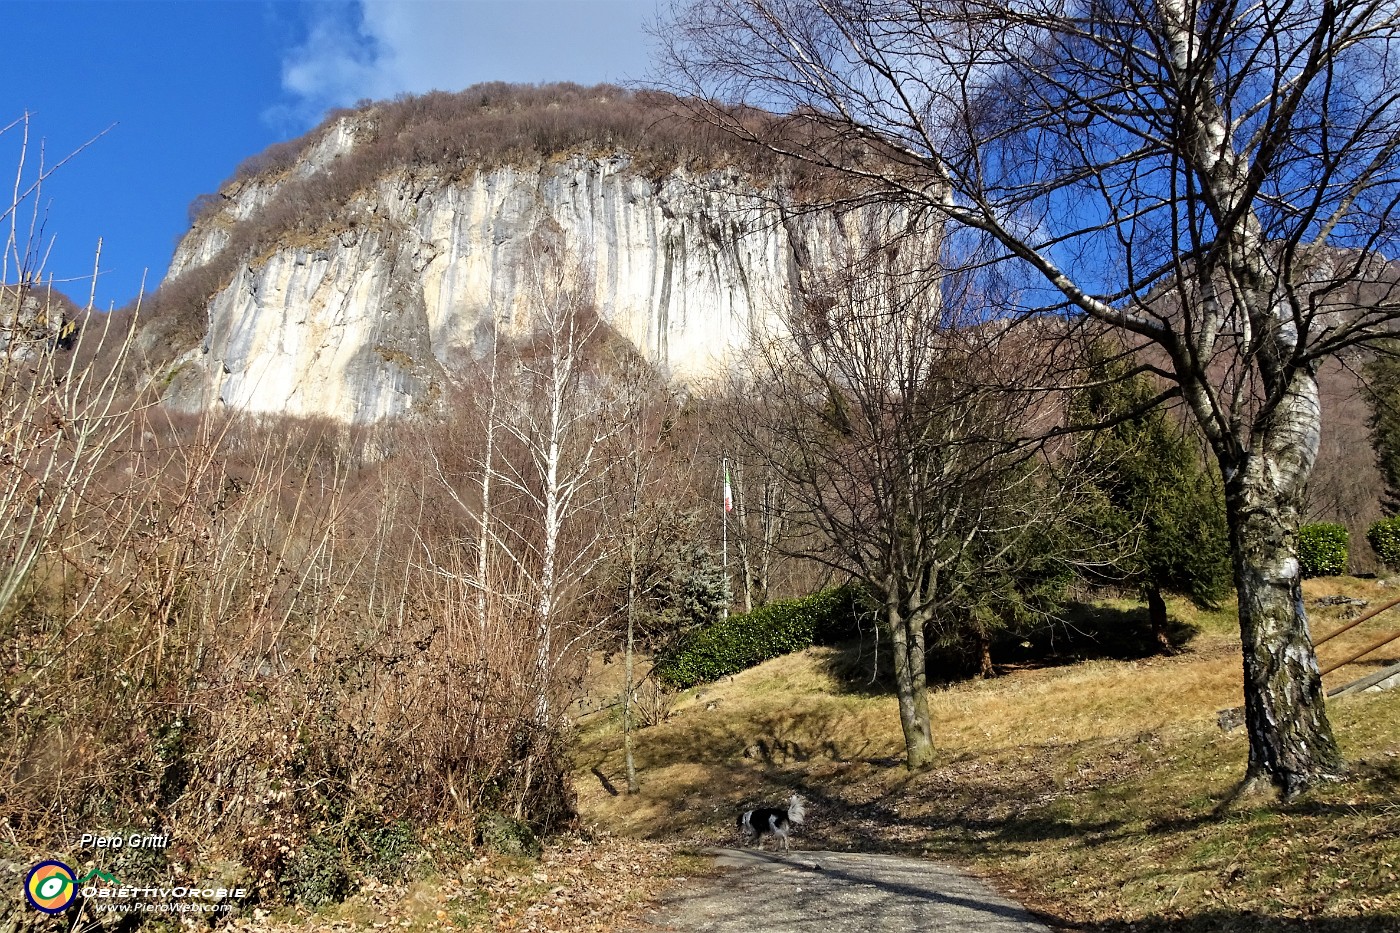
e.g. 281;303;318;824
491;245;629;725
424;245;625;730
661;0;1400;797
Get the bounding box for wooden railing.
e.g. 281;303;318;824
1218;593;1400;729
1314;593;1400;698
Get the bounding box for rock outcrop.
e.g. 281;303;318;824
150;89;902;423
1;285;79;359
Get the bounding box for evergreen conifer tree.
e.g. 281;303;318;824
1073;344;1232;650
1363;345;1400;517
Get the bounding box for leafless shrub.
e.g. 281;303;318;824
632;677;676;729
1;404;582;892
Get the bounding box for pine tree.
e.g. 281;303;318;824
1073;344;1232;650
1363;344;1400;516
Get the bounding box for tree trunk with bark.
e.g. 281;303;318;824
624;511;640;794
974;623;995;679
888;597;934;770
1220;373;1344;798
1146;587;1170;655
734;459;754;613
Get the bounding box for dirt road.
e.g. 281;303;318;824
634;847;1052;932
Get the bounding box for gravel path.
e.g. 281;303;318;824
634;848;1052;932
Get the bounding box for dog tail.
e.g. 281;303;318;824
787;795;806;825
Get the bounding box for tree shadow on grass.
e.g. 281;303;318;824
775;780;1400;933
818;600;1199;695
1006;601;1199;665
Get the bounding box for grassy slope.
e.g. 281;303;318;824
574;578;1400;932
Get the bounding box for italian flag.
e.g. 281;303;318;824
723;464;733;512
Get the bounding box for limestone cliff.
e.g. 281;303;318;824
148;87;895;422
1;285;80;359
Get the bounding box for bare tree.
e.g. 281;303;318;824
611;360;674;794
733;246;1067;769
727;455;790;611
661;0;1400;796
0;115;137;619
502;248;629;719
425;241;628;729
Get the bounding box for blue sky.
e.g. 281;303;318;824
0;0;658;311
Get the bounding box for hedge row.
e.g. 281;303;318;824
654;584;867;688
1299;522;1349;578
1367;517;1400;569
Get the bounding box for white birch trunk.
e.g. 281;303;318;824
1225;370;1343;797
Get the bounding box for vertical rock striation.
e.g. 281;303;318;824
155;106;900;422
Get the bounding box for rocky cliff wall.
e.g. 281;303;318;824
156;116;900;422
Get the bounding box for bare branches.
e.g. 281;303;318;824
662;0;1400;418
728;234;1078;766
1;113;112;285
661;0;1379;793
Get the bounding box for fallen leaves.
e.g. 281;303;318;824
222;835;677;933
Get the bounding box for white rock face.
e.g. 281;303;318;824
160;133;898;422
167;118;362;281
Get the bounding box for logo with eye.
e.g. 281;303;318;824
25;860;77;914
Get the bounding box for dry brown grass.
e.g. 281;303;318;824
574;581;1400;931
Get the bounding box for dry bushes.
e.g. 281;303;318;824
0;342;582;902
216;83;768;198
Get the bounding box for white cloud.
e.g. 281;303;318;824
271;0;658;129
280;8;382;105
357;2;479;96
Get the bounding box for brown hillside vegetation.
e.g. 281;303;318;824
211;83;773;201
1311;353;1386;566
576;578;1400;931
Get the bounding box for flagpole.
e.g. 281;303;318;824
721;456;729;621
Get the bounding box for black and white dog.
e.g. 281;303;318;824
736;794;807;851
